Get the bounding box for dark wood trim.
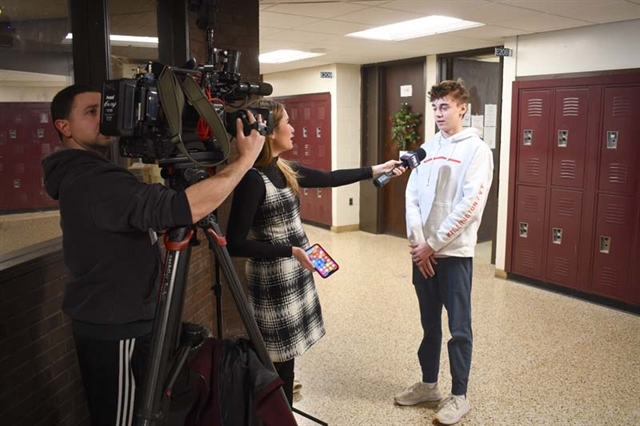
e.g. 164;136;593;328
515;71;640;88
362;56;426;69
69;0;111;85
437;46;504;60
516;68;640;83
158;0;190;66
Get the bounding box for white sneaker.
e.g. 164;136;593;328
394;382;443;406
435;395;471;425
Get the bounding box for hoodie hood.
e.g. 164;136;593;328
436;127;480;144
42;149;110;200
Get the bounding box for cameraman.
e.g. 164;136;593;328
42;84;264;426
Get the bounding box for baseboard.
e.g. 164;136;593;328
494;268;508;279
330;224;359;233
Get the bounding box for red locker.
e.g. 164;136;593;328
591;194;636;300
517;90;551;185
512;185;547;278
598;86;640;195
545;189;583;287
551;89;589;189
278;94;332;227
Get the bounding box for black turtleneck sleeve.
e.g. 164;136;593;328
226;159;374;259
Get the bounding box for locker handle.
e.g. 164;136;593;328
523;129;533;146
552;228;562;244
599;236;611;254
606;131;618;150
557;130;568;148
303;188;309;196
303;127;308;138
519;222;528;238
317;188;322;198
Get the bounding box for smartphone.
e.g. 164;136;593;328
305;243;339;278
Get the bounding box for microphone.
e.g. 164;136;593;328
373;148;426;188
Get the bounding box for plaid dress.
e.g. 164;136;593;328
246;171;325;362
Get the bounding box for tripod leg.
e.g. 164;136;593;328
202;217;296;417
136;227;195;426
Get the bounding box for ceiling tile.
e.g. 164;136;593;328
336;6;424;26
567;1;640;23
260;11;321;29
494;0;612;15
300;19;372;35
380;0;491;16
503;13;592;32
450;24;528;39
265;2;369;19
463;3;542;24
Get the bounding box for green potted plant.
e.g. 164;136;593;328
390;102;422;154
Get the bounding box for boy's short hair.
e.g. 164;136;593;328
51;84;98;141
428;78;470;105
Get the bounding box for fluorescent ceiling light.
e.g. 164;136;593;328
259;50;325;64
64;33;158;47
347;15;484;41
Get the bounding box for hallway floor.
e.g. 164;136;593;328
291;226;640;426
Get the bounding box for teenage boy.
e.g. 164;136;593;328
394;79;493;425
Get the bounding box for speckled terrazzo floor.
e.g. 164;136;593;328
292;225;640;426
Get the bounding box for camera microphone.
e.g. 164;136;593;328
373;148;426;188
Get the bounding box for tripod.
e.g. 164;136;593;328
134;161;296;426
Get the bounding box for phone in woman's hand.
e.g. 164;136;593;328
305;243;339;278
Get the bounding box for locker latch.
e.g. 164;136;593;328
606;131;618;149
302;127;308;138
9;129;17;139
519;222;528;238
303;188;309;196
599;236;611;254
557;130;568;148
13;179;20;189
523;129;533;146
316;127;321;138
317;188;322;198
552;228;563;244
37;128;45;138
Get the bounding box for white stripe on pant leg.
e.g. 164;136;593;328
116;340;124;426
127;338;137;426
122;339;131;426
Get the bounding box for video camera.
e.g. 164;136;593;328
99;49;274;166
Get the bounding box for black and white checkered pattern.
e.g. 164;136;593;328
246;171;325;362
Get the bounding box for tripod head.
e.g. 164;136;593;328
158;152;224;191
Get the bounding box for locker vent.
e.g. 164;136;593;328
16;163;25;173
600;267;619;288
523;195;539;213
291;108;298;119
557;198;576;217
303;107;311;119
527;99;543;117
560;160;577;180
520;250;536;269
607;163;628;185
562;97;580;117
612;96;632;116
525;158;541;178
42;143;51;154
605;203;627;225
317;106;325;120
552;257;570;277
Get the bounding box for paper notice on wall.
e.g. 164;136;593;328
471;115;484;136
484;104;497;127
484;126;496;149
400;85;413;97
462;103;471;127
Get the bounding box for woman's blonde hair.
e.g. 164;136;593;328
250;99;300;196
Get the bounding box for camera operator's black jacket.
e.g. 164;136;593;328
43;149;193;339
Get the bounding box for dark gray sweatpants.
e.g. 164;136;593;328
413;256;473;396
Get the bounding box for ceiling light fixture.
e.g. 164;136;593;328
259;49;325;64
64;33;158;47
347;15;484;41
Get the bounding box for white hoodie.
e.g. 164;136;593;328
406;128;494;257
